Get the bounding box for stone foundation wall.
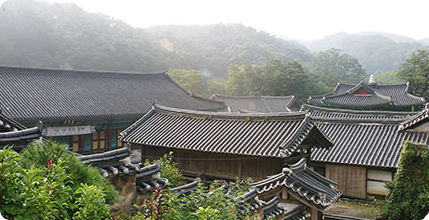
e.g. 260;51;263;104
110;175;152;214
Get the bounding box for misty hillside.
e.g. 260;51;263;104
145;25;311;77
302;32;428;74
0;0;166;72
1;0;428;78
0;0;310;77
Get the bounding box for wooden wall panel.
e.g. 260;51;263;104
326;164;366;199
143;145;283;181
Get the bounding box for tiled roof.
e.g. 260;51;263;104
0;66;226;123
399;104;429;131
0;111;42;151
307;81;425;109
233;189;264;214
136;161;168;193
211;94;300;113
301;104;414;123
170;177;201;195
302;105;428;168
78;147;140;178
284;205;310;220
262;196;286;219
120;103;332;158
250;158;341;210
323;213;370;220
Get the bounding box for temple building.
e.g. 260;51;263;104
302;104;428;199
210;94;301;113
307;75;426;111
120;103;332;181
0;66;226;154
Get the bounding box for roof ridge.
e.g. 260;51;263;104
404;92;427;102
301;103;414;115
152;103;308;120
0;65;168;76
399;106;429;131
375;83;409;87
322;91;392;103
260;97;273;113
212;94;264;99
164;74;226;109
213;94;295;99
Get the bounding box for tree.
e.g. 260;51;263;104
169;69;205;95
376;71;406;84
227;59;321;101
382;141;429;220
307;48;367;88
169;68;227;97
397;50;429;98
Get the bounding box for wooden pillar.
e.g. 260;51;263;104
107;123;112;150
141;144;146;163
237;158;243;178
79;134;85;154
311;208;319;220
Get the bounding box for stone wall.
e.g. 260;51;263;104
110;175;152;214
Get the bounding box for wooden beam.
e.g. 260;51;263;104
107;123;112;150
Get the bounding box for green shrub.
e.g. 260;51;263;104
228;177;252;197
161;183;247;220
0;141;120;219
20;141;119;204
1;147;74;219
73;184;111;220
144;152;185;187
382;141;429;220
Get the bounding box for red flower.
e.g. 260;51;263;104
47;158;52;165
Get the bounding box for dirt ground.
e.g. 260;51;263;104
324;200;382;219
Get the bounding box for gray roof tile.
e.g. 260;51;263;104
399;104;429;131
0;66;226;123
308;81;425;109
302;105;428;168
250;158;341;210
211;94;298;113
120;103;332;158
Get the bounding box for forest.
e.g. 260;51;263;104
0;0;428;100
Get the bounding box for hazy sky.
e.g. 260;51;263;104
1;0;428;40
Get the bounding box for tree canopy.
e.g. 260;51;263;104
397;49;429;98
304;32;428;75
382;141;429;220
306;48;368;89
227;59;325;101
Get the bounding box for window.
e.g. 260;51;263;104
72;135;79;152
92;131;106;150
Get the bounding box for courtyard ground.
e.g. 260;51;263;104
324;198;383;219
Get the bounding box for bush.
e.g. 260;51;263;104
159;182;247;220
144;152;185;187
20;141;119;204
1;147;75;219
228;177;252;197
0;141;120;219
382;141;429;219
73;184;111;220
